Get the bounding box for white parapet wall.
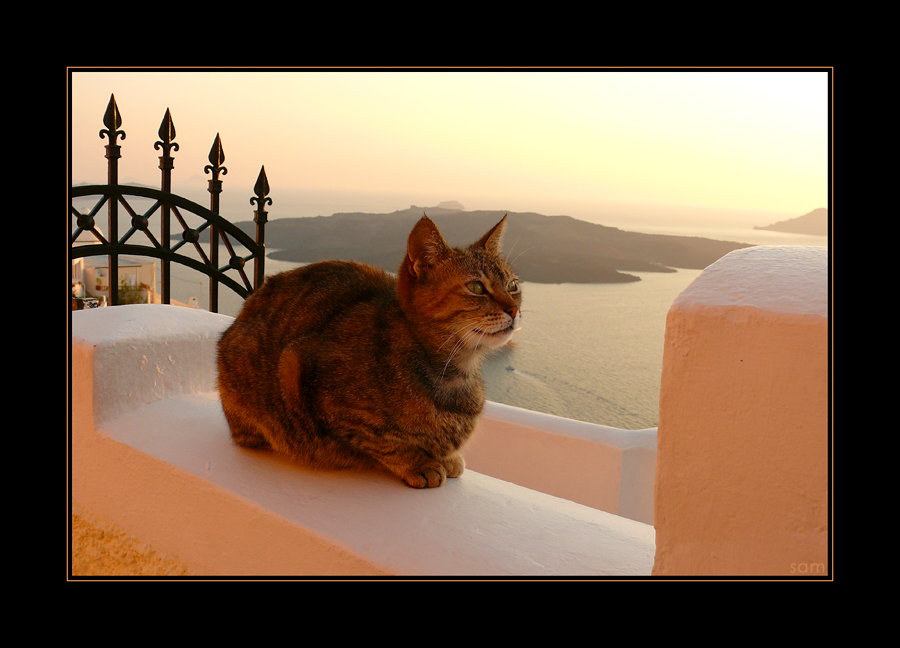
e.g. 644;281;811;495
653;246;829;577
71;304;656;577
465;403;656;524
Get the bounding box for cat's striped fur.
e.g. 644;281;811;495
217;214;521;488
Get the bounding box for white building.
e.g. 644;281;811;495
72;254;158;306
72;227;200;308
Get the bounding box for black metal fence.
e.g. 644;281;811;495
70;94;270;312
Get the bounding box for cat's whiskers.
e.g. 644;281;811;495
506;308;552;344
509;245;537;268
439;323;486;379
440;334;470;379
505;236;520;265
436;316;482;353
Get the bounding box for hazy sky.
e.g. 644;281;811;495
69;68;829;228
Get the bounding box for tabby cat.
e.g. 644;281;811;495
217;214;521;488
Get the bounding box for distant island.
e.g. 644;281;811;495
197;205;751;284
428;200;465;211
755;207;828;236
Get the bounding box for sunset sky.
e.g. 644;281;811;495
69;68;830;229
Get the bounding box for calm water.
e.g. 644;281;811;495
481;272;702;429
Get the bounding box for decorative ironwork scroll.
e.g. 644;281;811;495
70;94;270;312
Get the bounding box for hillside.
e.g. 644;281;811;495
754;208;828;236
199;206;752;284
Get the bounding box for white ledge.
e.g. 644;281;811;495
72;305;655;577
673;245;828;318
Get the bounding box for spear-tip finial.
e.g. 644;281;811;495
254;165;270;199
204;133;227;177
154;108;179;155
208;133;225;168
158;108;176;145
252;165;272;213
100;93;125;141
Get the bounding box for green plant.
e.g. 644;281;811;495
117;278;150;305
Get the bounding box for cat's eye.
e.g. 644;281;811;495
507;281;519;293
466;281;485;295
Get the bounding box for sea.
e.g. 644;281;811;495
72;196;828;430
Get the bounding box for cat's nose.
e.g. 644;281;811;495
506;306;518;319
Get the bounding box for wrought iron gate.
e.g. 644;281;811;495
70;94;270;312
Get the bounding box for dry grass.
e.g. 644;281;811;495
70;508;191;577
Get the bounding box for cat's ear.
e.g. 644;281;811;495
474;214;507;254
406;215;451;278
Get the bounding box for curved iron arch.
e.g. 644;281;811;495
70;183;265;304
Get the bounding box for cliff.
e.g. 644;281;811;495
754;208;828;236
194;207;752;284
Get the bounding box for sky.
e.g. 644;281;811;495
69;68;830;230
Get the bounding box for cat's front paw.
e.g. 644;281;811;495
401;455;465;488
443;454;465;478
402;461;449;488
